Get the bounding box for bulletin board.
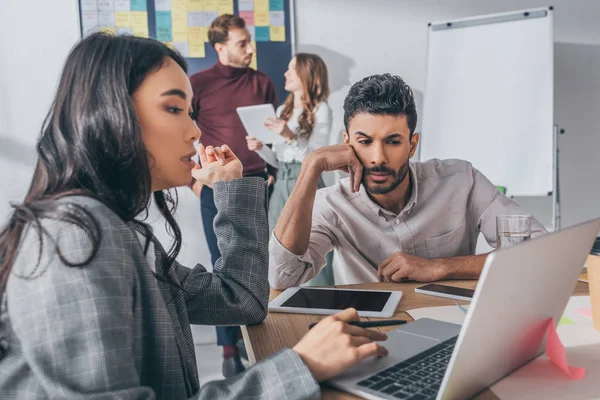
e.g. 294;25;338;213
78;0;294;102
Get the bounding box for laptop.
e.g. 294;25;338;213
329;218;600;400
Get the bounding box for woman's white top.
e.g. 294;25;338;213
257;101;332;167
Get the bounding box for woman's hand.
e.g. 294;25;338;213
246;136;264;152
190;143;243;189
293;308;388;382
264;117;295;140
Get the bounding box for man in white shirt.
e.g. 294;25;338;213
269;74;545;289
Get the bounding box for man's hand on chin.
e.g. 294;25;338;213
378;252;446;283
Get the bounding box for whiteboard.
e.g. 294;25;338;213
421;8;554;196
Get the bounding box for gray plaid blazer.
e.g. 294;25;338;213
0;177;319;399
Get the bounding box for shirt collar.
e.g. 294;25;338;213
358;162;419;217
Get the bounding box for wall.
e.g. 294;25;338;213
294;0;600;229
0;0;80;228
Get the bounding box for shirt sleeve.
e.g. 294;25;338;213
467;165;548;248
268;190;337;289
172;177;271;326
256;145;280;168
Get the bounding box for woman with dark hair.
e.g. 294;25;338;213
0;33;387;399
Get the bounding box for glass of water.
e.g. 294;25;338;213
496;215;532;248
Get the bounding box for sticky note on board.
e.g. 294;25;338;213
203;11;219;26
269;10;284;26
172;9;188;41
255;26;269;42
254;11;269;26
217;0;234;15
131;11;149;37
156;11;173;42
115;11;131;27
189;42;206;57
130;0;147;11
81;11;99;34
201;0;218;10
269;0;284;11
173;41;190;57
254;0;269;12
115;0;131;12
239;0;254;11
269;26;285;41
187;11;204;26
81;0;99;12
98;0;115;12
155;0;172;12
172;0;187;13
99;11;115;27
188;26;208;44
187;0;203;11
239;11;254;26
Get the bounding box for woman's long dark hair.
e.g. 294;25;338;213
0;33;188;303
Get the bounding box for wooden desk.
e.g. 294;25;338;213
241;281;589;399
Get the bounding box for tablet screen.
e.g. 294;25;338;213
280;289;391;311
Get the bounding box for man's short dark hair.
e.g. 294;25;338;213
343;74;417;135
208;14;246;48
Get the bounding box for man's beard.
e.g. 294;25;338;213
362;161;410;195
231;52;252;68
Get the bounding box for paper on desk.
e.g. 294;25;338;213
576;308;593;319
545;319;585;380
491;342;600;400
406;305;469;325
491;297;600;399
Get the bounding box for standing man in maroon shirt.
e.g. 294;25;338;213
189;14;277;378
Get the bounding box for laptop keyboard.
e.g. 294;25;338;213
357;336;458;400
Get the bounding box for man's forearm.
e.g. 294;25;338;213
438;254;489;280
273;158;322;255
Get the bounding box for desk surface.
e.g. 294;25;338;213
241;280;589;400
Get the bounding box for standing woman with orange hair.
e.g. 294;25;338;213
246;53;332;232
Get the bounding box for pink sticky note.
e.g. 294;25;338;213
545;319;586;380
575;308;593;319
239;11;254;26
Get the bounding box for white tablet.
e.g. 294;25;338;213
268;287;403;318
236;104;283;144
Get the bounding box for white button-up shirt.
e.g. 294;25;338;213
268;158;546;289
